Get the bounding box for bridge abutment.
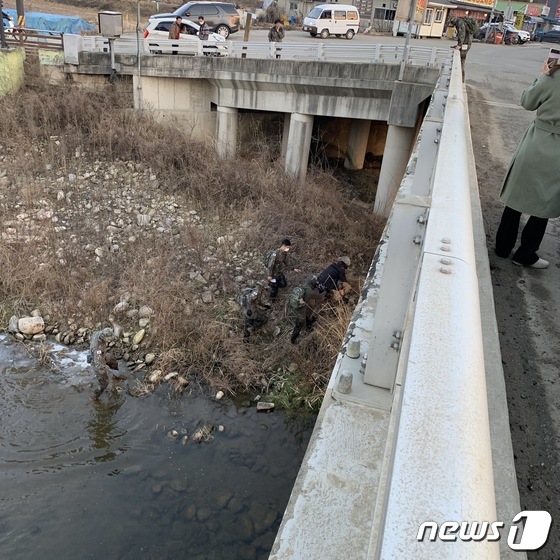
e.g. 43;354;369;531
216;106;238;159
374;124;416;217
284;112;314;182
344;119;372;171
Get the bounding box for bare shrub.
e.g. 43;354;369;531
0;79;385;411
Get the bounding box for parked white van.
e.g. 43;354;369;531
303;4;360;39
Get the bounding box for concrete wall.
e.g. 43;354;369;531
135;76;215;142
0;48;25;96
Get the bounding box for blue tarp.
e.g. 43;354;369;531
3;9;94;34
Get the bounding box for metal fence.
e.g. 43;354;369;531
5;28;63;54
65;34;451;68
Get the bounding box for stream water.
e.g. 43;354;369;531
0;336;315;560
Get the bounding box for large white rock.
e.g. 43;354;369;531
18;316;45;335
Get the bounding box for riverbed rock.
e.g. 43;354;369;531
238;514;255;542
132;329;145;345
213;489;233;509
227;497;244;514
8;315;19;333
197;506;213;522
18;316;45;335
184;504;197;520
138;305;153;318
144;353;155;365
256;402;274;412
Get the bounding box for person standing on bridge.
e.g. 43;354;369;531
268;19;285;59
197;16;210;41
495;59;560;269
448;12;476;80
169;15;182;55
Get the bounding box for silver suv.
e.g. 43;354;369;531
151;2;240;38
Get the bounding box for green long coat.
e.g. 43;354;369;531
500;71;560;218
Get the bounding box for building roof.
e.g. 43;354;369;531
449;0;494;13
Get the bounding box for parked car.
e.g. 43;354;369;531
477;23;530;44
2;10;14;33
302;4;360;40
143;17;226;54
535;29;560;43
150;2;240;38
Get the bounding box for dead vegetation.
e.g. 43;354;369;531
0;71;384;411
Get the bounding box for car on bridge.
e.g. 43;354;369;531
149;2;240;38
143;17;226;55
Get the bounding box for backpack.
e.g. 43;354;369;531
238;287;256;308
463;17;477;36
289;286;306;310
263;249;277;270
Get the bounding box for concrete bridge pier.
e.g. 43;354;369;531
284;112;314;182
374;124;416;216
344;119;371;170
216;106;238;159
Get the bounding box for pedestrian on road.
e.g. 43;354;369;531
265;238;301;299
198;16;210;40
495;59;560;269
268;19;284;59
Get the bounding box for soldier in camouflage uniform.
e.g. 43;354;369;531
89;328;122;400
449;12;475;80
240;283;270;339
266;238;301;299
290;275;325;344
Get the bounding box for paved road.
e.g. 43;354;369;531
466;41;560;558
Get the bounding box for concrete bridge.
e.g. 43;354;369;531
61;37;449;216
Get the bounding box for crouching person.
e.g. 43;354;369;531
317;256;351;303
290;275;325;344
89;328;124;400
239;283;270;340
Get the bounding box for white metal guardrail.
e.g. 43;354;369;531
376;51;498;559
63;34;451;67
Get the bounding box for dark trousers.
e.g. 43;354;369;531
291;309;316;344
495;206;548;265
269;274;287;299
244;313;267;339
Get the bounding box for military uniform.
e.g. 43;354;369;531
90;328;121;400
241;285;270;339
454;18;474;80
267;249;292;298
291;277;325;344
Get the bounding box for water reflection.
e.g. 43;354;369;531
0;337;316;560
87;392;126;462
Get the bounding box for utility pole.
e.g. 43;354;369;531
0;0;7;48
399;0;419;80
16;0;24;27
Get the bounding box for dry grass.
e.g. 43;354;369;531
0;75;385;411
